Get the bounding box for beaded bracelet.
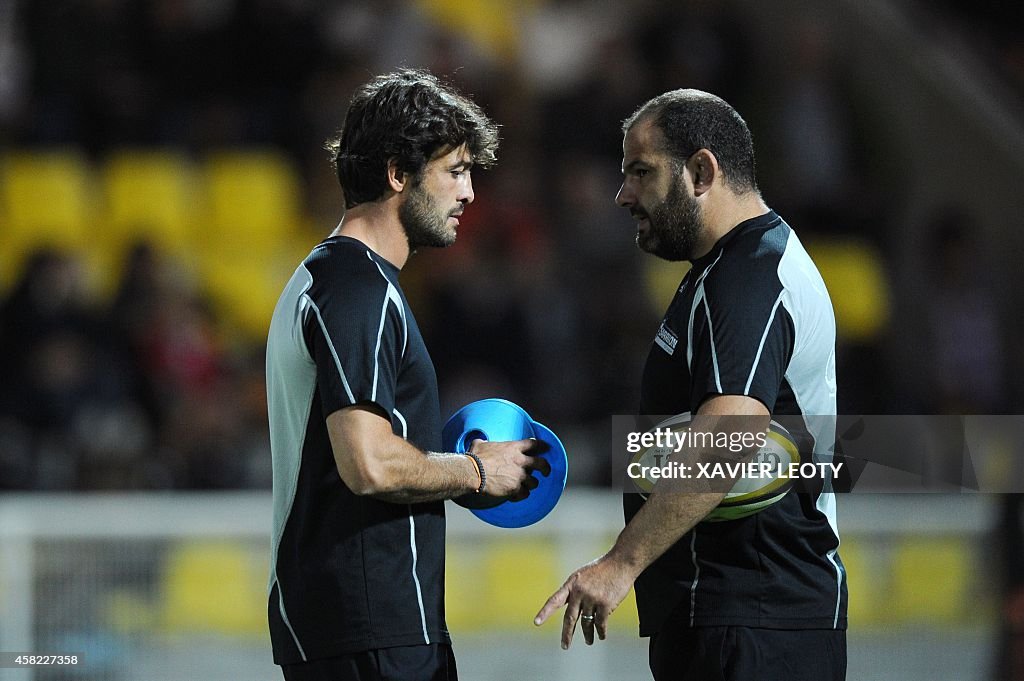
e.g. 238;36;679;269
463;452;487;494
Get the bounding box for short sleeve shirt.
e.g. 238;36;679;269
266;237;448;663
625;211;847;635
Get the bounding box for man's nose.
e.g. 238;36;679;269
615;183;633;207
459;177;475;205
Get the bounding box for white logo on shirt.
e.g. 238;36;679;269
654;322;678;355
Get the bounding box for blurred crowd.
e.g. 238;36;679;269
0;0;1018;490
0;243;271;489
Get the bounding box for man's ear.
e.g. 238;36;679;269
386;159;407;193
689;149;720;197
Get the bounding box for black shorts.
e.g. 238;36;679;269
281;644;457;681
649;626;846;681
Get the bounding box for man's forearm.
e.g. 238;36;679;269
610;407;768;575
327;406;481;502
371;450;479;503
362;441;479;503
609;489;727;576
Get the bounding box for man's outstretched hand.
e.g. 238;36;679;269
534;552;638;649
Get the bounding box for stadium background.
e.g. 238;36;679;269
0;0;1022;679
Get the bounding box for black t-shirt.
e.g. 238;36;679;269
266;237;448;664
624;211;848;635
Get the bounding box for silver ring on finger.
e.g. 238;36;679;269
580;613;595;622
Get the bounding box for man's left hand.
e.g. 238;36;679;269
534;553;637;649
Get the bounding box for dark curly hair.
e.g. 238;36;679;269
623;89;758;194
326;69;500;209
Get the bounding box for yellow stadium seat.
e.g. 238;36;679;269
804;238;890;343
202;254;298;342
446;537;560;632
0;150;95;289
485;539;561;630
417;0;533;59
160;540;268;635
891;536;971;625
99;149;199;259
836;538;877;626
200;150;302;260
0;150;94;244
444;543;490;631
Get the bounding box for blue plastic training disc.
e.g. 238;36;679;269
441;398;568;528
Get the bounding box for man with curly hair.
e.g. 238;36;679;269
266;69;548;681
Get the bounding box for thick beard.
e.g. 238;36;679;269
399;180;456;250
637;180;703;262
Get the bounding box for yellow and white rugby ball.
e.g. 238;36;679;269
628;412;800;522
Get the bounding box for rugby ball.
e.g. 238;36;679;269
627;412;800;522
